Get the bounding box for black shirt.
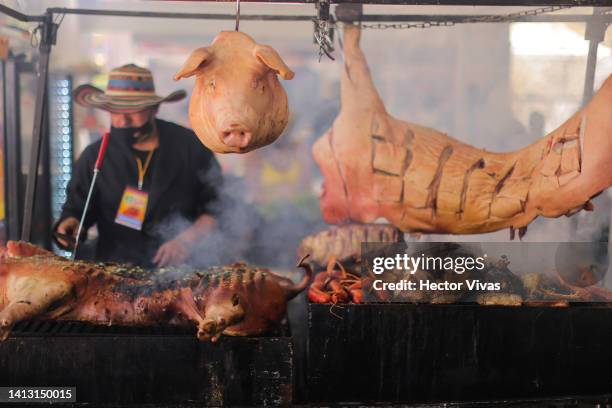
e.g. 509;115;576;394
57;119;222;267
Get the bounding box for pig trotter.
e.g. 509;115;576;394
0;317;12;341
198;317;229;342
518;226;528;240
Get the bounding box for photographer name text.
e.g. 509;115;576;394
372;279;500;291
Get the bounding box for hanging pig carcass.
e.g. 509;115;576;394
312;19;612;236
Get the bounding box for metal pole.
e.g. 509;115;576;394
581;9;609;106
0;4;45;22
2;56;23;240
44;0;612;6
235;0;241;30
582;39;599;105
20;12;57;241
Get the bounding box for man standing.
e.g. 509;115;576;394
54;64;222;267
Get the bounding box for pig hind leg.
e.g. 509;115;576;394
0;279;74;341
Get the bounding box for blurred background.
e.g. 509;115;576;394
0;0;610;270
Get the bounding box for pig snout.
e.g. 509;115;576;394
220;125;253;149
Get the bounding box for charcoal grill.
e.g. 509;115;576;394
0;320;293;406
306;303;612;404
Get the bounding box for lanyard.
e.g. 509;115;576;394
135;149;155;190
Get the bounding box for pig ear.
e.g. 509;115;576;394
173;47;213;80
253;45;295;80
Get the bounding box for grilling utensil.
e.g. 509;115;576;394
71;132;110;260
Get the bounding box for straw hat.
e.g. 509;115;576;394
74;64;185;113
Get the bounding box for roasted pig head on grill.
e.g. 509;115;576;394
174;31;294;153
0;241;311;342
298;223;404;268
313;19;612;236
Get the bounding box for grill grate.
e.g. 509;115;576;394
11;320;196;336
10;319;290;337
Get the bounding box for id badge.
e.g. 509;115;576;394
115;186;149;231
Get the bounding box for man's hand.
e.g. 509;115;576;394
153;214;215;267
153;238;192;267
55;217;80;248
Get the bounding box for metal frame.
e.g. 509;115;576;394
0;2;610;240
40;7;612;23
0;4;44;22
19;11;57;241
583;7;610;104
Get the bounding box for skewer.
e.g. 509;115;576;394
71;132;110;260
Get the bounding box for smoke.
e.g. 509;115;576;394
154;172;325;271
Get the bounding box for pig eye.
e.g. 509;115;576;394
253;78;265;93
252;78;266;92
208;80;216;90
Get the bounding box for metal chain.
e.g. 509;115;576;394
338;4;577;30
30;24;41;48
315;0;335;61
315;18;335;60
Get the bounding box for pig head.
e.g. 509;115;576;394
174;31;294;153
313;24;612;237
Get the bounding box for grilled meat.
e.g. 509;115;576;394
521;272;600;306
0;241;311;342
473;256;524;306
297;223;404;268
388;243;485;304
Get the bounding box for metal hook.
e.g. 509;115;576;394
30;25;40;48
313;0;334;61
235;0;241;31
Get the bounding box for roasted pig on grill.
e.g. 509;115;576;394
312;14;612;236
0;241;311;342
